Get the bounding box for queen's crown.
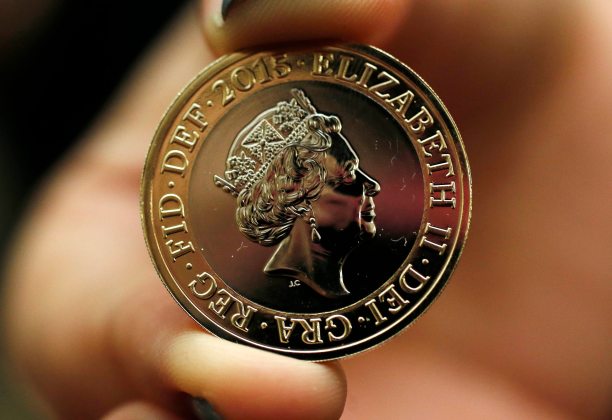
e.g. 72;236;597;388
214;89;339;196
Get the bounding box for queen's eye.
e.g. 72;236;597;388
325;177;343;188
342;161;358;183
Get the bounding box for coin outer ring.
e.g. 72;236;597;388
141;44;472;361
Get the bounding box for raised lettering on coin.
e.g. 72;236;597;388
142;45;471;360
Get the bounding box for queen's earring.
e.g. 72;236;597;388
307;205;321;243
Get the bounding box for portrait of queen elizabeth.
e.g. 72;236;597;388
214;89;380;298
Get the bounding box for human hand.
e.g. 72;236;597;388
3;6;346;420
205;0;612;418
5;1;611;419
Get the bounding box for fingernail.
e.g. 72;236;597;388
221;0;245;20
191;397;223;420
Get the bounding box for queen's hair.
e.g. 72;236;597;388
236;114;343;246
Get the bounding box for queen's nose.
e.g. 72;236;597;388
356;169;381;197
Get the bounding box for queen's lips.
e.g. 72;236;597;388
361;199;376;221
360;210;376;222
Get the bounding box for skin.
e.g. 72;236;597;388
3;0;612;418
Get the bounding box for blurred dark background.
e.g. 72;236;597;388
0;0;186;416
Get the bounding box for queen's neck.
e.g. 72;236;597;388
264;219;350;298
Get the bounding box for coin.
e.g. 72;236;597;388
141;45;471;360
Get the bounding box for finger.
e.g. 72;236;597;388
102;401;184;420
108;286;347;420
201;0;586;124
203;0;406;54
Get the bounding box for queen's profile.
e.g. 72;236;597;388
214;89;380;298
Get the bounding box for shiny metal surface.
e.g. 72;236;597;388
142;45;471;360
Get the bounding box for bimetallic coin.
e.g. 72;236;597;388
141;45;471;360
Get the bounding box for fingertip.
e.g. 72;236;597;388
163;332;347;419
102;401;183;420
202;0;410;54
108;286;346;419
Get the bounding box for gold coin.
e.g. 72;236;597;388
141;45;471;360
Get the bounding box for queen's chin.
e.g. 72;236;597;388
361;221;377;238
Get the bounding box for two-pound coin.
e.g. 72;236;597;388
141;45;471;360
